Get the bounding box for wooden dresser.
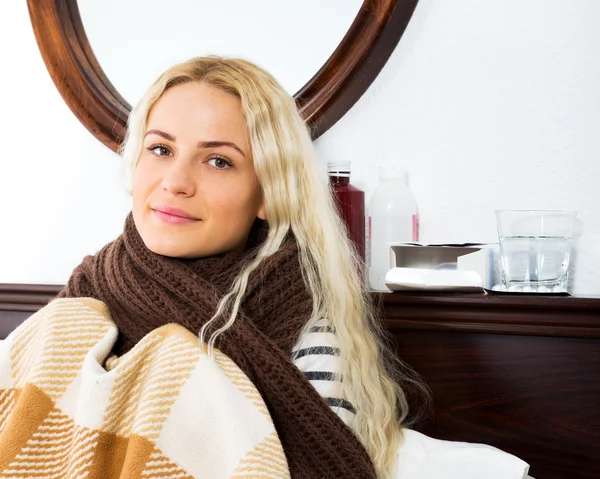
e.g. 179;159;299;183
2;285;599;478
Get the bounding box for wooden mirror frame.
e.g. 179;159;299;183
27;0;418;152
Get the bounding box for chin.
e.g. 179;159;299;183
140;224;244;259
141;234;193;258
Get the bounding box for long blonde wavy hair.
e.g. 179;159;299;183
121;56;428;478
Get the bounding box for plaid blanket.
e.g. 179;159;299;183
0;298;289;478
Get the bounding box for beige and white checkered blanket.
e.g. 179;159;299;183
0;298;289;478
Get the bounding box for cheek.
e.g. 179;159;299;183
132;164;153;205
203;181;259;222
131;172;144;210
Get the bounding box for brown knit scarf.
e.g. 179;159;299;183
58;212;376;478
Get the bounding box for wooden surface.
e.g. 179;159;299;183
26;0;419;151
382;291;600;338
2;286;599;478
381;293;600;479
391;330;599;479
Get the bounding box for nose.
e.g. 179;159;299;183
160;156;196;197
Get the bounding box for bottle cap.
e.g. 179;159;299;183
327;160;351;177
378;164;406;181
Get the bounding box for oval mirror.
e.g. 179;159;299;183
28;0;418;153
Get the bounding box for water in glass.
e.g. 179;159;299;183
499;235;571;291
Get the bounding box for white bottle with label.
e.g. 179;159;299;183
367;165;419;291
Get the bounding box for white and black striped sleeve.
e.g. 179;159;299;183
290;319;356;426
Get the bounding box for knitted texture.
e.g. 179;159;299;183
59;212;376;479
0;298;290;478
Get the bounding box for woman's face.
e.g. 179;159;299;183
132;81;265;258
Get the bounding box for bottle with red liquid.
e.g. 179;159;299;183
328;160;365;263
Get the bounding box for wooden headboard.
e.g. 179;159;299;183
383;293;600;479
1;284;599;478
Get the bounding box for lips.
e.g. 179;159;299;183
153;204;199;220
152;205;200;225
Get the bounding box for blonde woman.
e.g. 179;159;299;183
0;56;428;478
123;56;420;475
122;55;420;476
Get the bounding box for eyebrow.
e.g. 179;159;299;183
144;129;246;157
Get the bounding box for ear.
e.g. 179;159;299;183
257;202;266;220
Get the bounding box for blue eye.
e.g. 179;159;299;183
207;156;233;169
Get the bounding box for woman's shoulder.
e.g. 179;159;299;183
291;319;357;426
13;298;115;336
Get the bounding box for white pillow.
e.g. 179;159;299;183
392;429;532;479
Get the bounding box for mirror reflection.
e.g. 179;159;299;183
78;0;363;105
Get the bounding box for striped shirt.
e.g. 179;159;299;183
290;319;357;426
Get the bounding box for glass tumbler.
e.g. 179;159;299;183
495;210;577;293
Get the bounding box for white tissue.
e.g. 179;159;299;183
385;267;483;292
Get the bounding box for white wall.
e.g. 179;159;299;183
1;0;598;294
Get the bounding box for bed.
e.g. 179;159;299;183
1;284;599;478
